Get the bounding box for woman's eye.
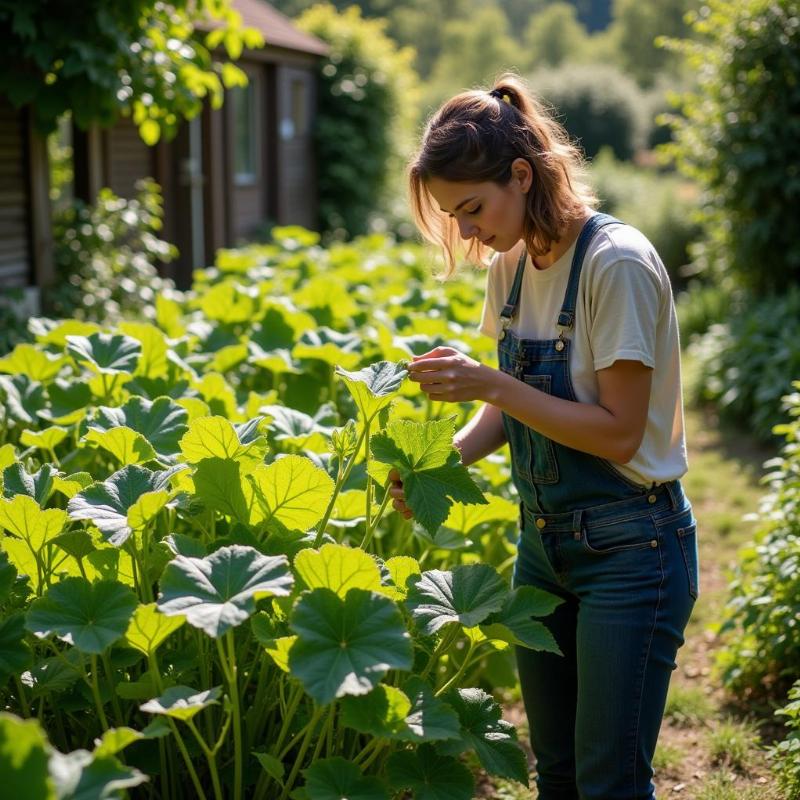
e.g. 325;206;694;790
467;205;481;215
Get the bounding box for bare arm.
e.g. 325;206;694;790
453;401;507;467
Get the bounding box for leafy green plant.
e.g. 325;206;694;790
688;290;800;441
770;679;800;798
46;179;178;325
0;228;557;798
717;381;800;701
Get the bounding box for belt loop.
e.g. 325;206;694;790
571;509;583;532
664;480;680;510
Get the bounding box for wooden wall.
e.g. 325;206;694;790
0;100;30;288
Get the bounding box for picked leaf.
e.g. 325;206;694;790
334;360;407;421
369;418;486;536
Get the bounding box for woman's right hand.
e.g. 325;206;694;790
388;469;413;520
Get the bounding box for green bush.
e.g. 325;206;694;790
717;381;800;700
675;280;738;342
662;0;800;295
771;679;800;798
588;148;702;288
296;4;420;240
47;178;177;323
688;289;800;441
0;292;32;357
529;63;647;160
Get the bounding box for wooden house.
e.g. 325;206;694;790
0;0;328;297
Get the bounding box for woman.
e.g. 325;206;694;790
389;73;698;800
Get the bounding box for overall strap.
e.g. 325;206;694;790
498;247;528;340
556;213;622;337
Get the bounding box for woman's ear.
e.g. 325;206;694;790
511;157;533;193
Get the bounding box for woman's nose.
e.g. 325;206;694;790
457;218;478;240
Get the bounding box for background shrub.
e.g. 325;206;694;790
529;62;647;160
688;290;800;441
47;178;177;323
716;381;800;701
296;3;420;240
588;148;702;288
663;0;800;294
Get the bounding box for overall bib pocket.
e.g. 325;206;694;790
521;373;559;484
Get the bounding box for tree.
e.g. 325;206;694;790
523;2;589;69
295;4;420;238
0;0;261;143
663;0;800;295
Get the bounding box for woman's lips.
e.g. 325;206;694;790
482;236;495;246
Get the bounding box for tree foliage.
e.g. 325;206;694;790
0;0;262;143
523;2;589;69
663;0;800;295
295;3;420;238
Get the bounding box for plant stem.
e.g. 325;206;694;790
89;654;109;731
435;639;478;697
13;675;30;717
360;478;393;551
314;423;368;546
420;624;461;682
278;706;324;800
219;631;243;800
102;651;125;727
187;719;224;800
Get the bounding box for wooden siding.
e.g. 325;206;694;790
0;101;30;288
104;117;155;199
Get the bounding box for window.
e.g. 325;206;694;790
232;81;258;185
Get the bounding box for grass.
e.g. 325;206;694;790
664;684;715;728
693;770;781;800
707;716;762;773
652;741;684;773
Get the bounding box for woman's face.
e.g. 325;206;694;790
426;158;532;253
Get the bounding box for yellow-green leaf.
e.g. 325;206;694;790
83;427;157;465
124;603;185;656
293;543;382;598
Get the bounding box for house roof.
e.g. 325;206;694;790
233;0;329;57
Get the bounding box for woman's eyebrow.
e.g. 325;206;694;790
439;196;478;214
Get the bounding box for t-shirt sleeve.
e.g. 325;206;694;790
589;258;661;371
479;257;499;339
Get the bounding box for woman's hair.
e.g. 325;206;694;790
408;72;598;278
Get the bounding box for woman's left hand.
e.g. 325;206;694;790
407;346;494;403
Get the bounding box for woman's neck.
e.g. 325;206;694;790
531;209;593;270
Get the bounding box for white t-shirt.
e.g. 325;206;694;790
479;222;688;487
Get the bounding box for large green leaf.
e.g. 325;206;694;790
443;493;519;535
66;333;142;375
289;587;412;705
26;578;138;654
0;712;55;800
67;465;184;546
82;427;157;466
293;543;382;598
123;603;185;657
2;463;59;505
140;685;222;721
0;613;33;683
179;415;267;467
480;585;563;654
0;551;17;603
260;404;333;451
247;455;334;530
87;396;189;458
192;457;250;523
385;743;474;800
339;676;460;743
0;375;47;426
0;344;65;382
0;495;67;547
438;688;529;786
369;418;486;535
334;361;407;422
48;749;148;800
39;380;92;426
157;545;293;638
302;757;388;800
405;565;508;635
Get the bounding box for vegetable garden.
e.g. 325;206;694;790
0;228;557;799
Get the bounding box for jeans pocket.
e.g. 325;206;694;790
676;523;700;599
521;374;559;484
581;517;660;555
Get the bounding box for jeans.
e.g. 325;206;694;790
512;483;699;800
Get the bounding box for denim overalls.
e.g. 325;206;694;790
498;213;699;800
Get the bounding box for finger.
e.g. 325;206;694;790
408;357;455;374
388;468;402;483
389;486;405;499
412;347;456;361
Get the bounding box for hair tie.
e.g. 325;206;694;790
489;88;511;105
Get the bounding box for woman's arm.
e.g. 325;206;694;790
453;401;507;467
408;349;652;465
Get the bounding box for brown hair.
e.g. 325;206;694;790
408;72;598;278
